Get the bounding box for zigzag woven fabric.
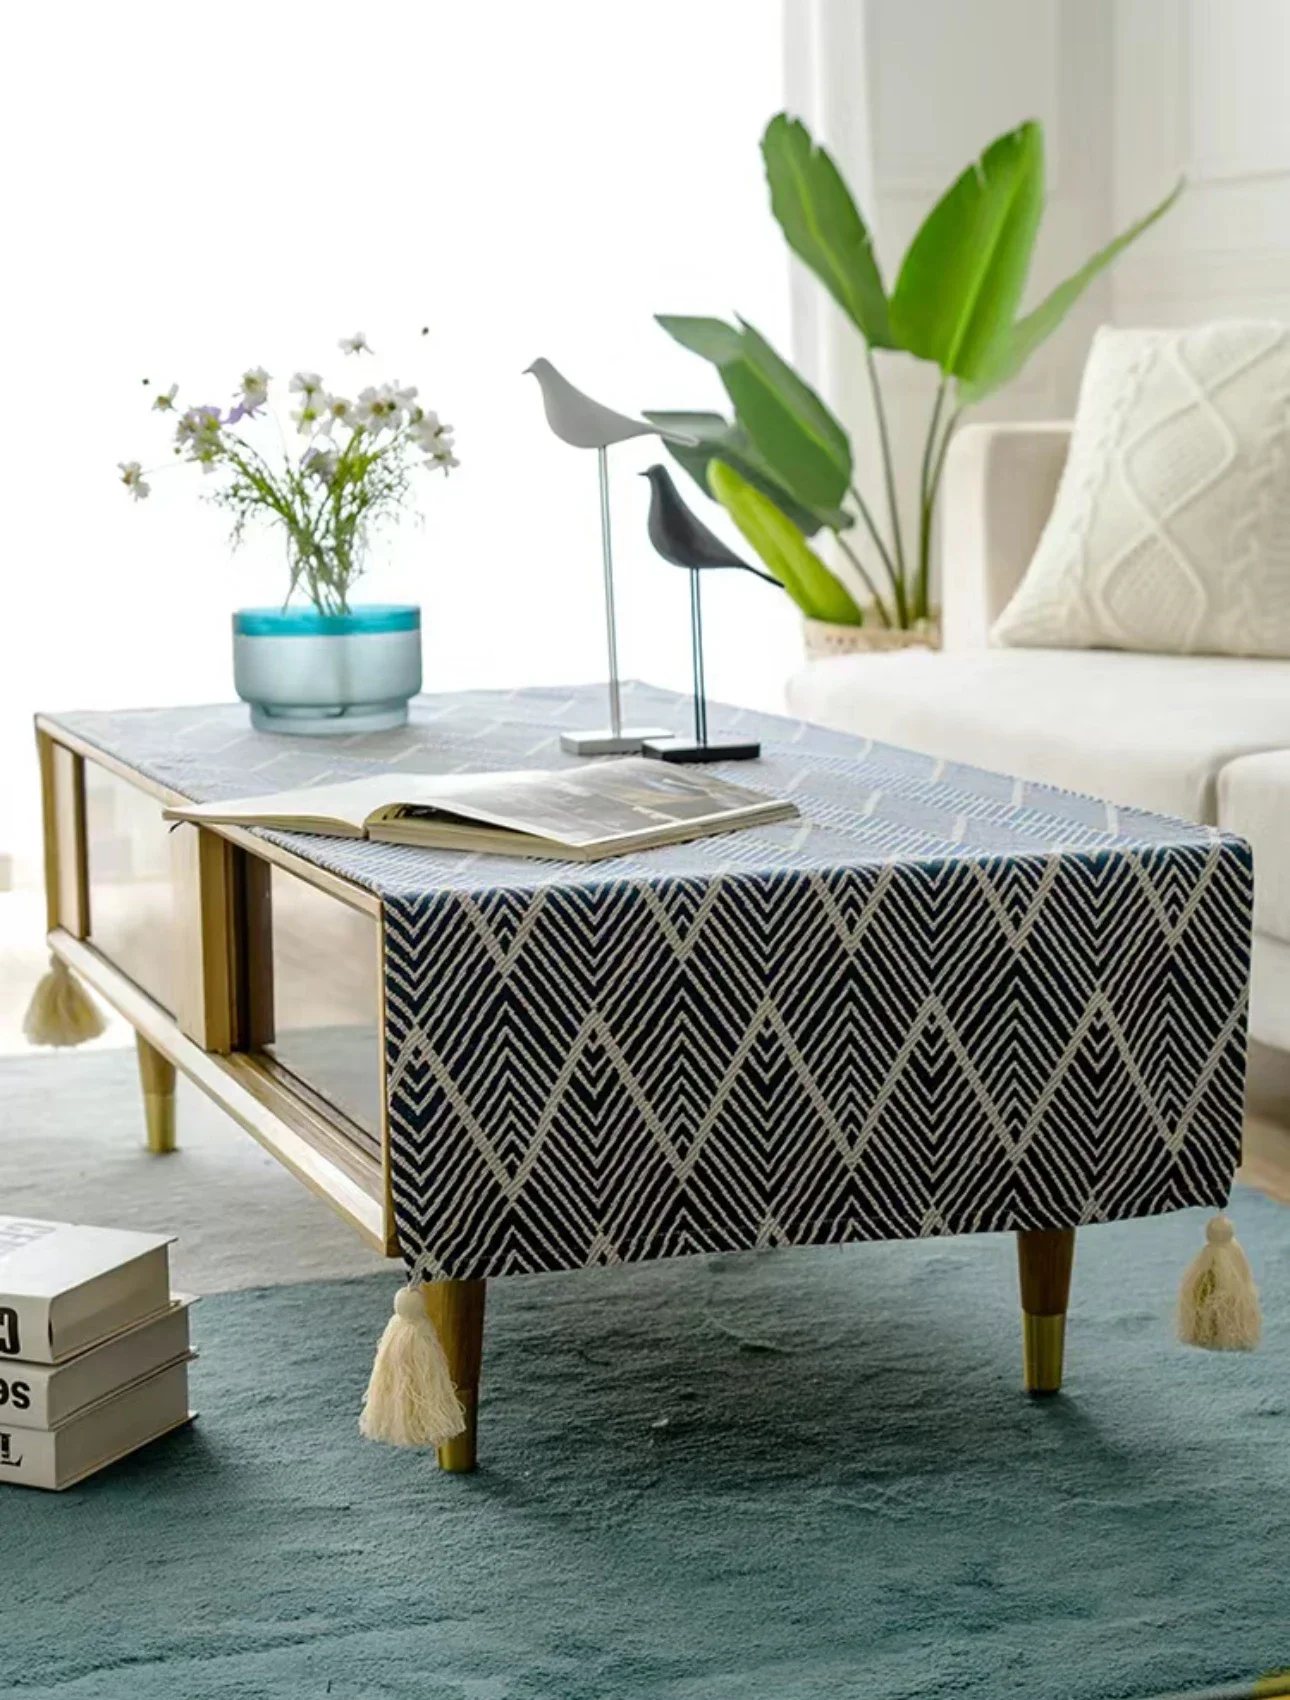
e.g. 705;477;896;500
51;684;1254;1281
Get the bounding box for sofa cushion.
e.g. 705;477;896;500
785;647;1290;823
1219;751;1290;942
991;321;1290;657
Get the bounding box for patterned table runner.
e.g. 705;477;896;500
51;683;1253;1282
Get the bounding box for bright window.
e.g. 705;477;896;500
0;0;791;873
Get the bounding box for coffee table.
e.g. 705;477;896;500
34;683;1253;1470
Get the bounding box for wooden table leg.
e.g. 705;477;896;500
422;1278;486;1472
1016;1228;1075;1394
135;1033;177;1154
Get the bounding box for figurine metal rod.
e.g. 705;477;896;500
689;567;707;745
639;461;765;764
597;445;623;741
525;360;676;755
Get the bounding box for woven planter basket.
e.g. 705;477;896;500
803;615;941;659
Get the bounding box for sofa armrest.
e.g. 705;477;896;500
940;422;1071;649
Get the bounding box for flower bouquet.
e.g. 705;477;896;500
121;333;458;733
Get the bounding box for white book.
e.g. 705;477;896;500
163;758;797;861
0;1359;193;1491
0;1217;173;1365
0;1299;193;1430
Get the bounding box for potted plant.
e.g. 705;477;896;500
120;333;458;733
648;117;1180;653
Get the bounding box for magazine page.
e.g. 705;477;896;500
395;759;778;847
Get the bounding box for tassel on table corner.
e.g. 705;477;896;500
23;954;107;1048
1177;1214;1262;1351
359;1285;465;1448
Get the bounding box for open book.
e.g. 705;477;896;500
162;758;798;862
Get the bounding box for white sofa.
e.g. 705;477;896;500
786;422;1290;1054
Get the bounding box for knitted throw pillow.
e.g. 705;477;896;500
992;321;1290;656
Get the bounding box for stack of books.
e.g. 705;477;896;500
0;1216;194;1491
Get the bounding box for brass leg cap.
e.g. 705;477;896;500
436;1393;478;1473
1022;1312;1066;1395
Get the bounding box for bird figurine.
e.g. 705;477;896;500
641;463;777;580
638;464;775;763
526;358;664;450
525;359;693;755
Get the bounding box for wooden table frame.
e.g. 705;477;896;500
35;718;1075;1472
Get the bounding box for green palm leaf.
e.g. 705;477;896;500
761;114;892;347
890;121;1044;383
656;314;852;512
643;410;851;535
958;178;1185;403
708;460;862;625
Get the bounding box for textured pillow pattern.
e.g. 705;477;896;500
992;321;1290;656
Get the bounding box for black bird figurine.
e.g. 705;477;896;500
638;464;776;763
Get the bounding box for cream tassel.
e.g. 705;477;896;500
1177;1214;1262;1350
359;1286;465;1448
23;955;107;1047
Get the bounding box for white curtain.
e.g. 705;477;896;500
780;0;889;611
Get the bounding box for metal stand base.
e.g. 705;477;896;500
642;736;761;764
560;726;674;757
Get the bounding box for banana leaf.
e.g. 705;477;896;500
958;177;1185;403
656;313;852;512
708;460;862;625
890;121;1044;384
761;113;892;348
653;315;746;366
643;409;852;536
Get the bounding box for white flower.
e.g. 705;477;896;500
151;383;178;413
240;366;270;404
338;331;371;356
174;406;223;462
118;460;151;499
424;439;459;474
392;384;418;411
410;412;451;453
288;371;322;399
290;401;324;435
354;383;401;431
318;393;354;429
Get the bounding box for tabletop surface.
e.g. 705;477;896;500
46;682;1252;1276
47;681;1229;901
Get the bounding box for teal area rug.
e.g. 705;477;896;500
4;1191;1289;1699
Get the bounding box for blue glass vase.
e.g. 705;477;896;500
233;604;422;735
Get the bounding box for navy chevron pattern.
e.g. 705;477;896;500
54;684;1253;1282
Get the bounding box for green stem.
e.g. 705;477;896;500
847;483;902;604
864;344;908;626
211;416;416;617
915;379;948;623
917;404;962;622
836;535;892;628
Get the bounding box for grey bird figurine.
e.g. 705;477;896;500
524;358;660;450
637;465;773;765
524;358;691;755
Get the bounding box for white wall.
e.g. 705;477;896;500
1112;0;1290;326
0;0;790;880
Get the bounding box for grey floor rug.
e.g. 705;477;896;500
0;1047;390;1291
